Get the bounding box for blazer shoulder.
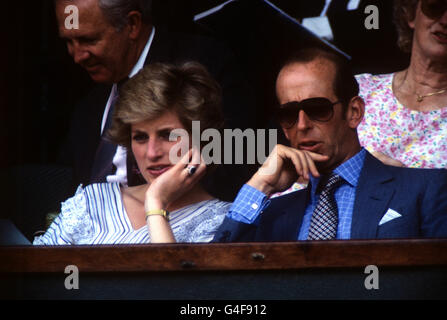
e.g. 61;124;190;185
72;84;112;118
360;151;447;190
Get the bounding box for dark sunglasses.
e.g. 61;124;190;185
421;0;447;19
276;97;341;129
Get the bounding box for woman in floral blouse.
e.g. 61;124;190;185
356;0;447;168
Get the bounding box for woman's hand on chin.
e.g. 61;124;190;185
144;148;206;211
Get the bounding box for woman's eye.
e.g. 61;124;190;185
160;130;174;140
132;132;148;142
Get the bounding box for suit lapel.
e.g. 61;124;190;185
351;152;395;239
76;84;112;184
86;84;113;149
145;28;164;64
145;28;177;65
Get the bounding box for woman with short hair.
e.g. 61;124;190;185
34;62;231;244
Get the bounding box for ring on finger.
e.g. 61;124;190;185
187;166;197;176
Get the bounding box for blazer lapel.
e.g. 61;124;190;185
145;28;180;65
351;152;395;239
144;28;168;64
76;84;112;185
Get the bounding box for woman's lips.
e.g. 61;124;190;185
146;165;172;176
433;31;447;44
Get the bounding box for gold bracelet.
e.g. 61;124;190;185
145;209;170;221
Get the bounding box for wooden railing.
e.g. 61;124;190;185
1;239;447;300
2;239;447;272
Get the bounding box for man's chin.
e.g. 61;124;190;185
84;66;113;84
315;159;332;175
89;73;114;84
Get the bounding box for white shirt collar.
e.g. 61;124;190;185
128;26;155;78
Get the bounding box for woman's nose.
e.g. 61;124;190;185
146;139;164;160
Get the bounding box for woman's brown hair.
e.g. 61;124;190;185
393;0;419;53
107;61;224;149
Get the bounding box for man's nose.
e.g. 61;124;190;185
296;110;313;130
68;42;89;64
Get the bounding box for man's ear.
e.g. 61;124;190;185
127;11;143;40
346;96;365;129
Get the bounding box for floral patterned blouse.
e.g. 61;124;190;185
356;73;447;169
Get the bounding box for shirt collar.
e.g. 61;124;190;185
309;148;367;196
128;26;155;78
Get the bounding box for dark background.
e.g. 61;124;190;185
1;0;408;169
0;0;409;239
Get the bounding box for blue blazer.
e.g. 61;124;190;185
214;152;447;242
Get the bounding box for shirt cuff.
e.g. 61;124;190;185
226;184;270;224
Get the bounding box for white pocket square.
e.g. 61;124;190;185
379;208;402;226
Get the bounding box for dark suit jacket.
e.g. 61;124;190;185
213;152;447;242
61;27;257;200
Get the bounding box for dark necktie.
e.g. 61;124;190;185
307;173;345;240
90;83;121;183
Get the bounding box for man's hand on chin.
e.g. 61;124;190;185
247;144;329;196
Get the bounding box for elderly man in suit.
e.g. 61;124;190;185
214;47;447;242
54;0;255;200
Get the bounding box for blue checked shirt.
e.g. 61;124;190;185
227;148;367;240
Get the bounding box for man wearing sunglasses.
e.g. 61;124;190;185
214;47;447;242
